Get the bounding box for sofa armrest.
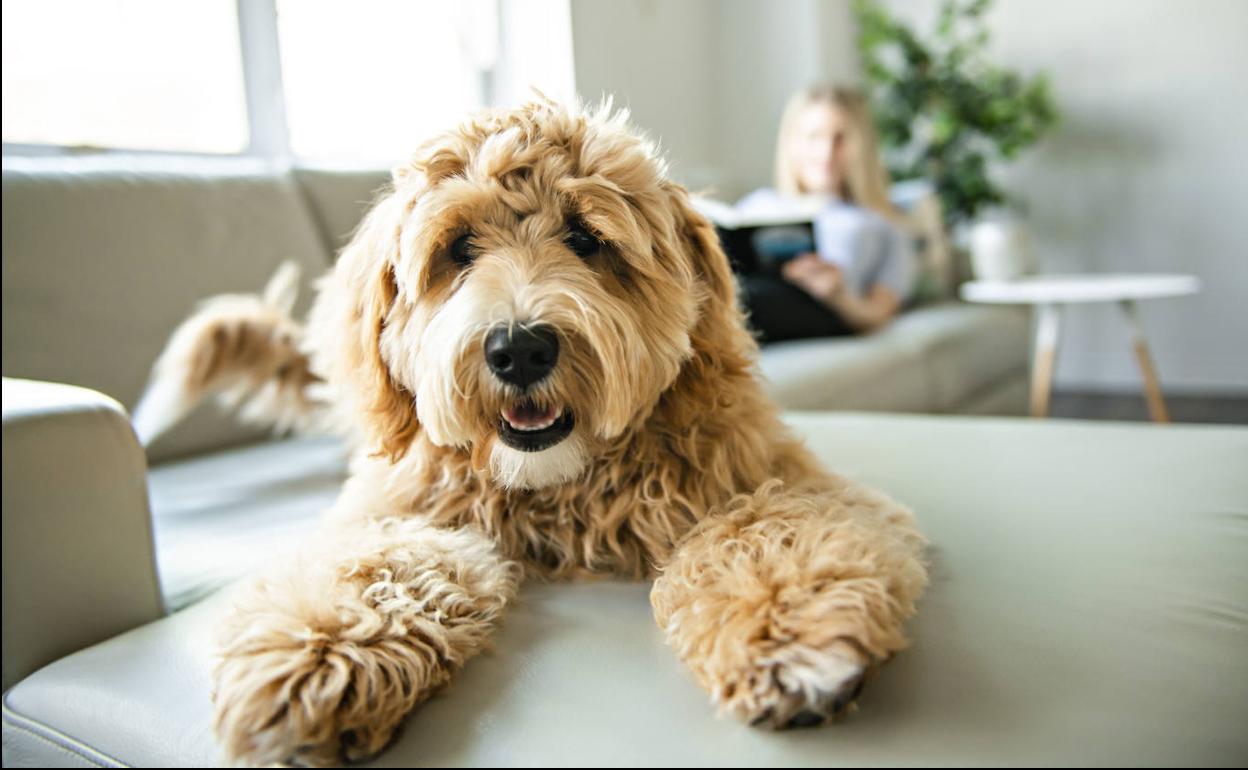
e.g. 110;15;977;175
1;378;164;690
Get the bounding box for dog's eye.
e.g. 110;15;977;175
450;233;478;267
564;222;601;258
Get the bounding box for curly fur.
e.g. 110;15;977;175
213;517;518;765
132;262;329;444
141;97;928;765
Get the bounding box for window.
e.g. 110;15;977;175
276;1;493;162
1;0;248;153
2;0;575;161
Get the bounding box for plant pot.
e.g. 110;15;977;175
967;217;1036;282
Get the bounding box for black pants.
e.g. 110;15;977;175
738;274;853;344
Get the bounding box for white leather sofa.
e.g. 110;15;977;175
3;385;1245;766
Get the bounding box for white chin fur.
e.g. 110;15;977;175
489;433;588;490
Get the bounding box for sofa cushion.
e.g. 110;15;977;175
147;435;347;611
759;329;931;412
5;413;1244;766
900;302;1030;412
1;157;332;463
759;302;1030;414
292;166;390;252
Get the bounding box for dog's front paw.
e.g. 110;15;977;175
213;632;430;767
717;637;871;730
651;486;926;733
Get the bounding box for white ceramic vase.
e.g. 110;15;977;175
968;217;1036;281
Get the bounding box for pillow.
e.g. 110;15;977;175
890;180;955;305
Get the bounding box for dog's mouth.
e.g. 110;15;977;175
498;399;574;452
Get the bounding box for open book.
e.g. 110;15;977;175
691;196;821;273
693;180;953;301
691;196;820;229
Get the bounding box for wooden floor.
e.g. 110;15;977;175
1049;391;1248;425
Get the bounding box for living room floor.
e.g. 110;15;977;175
1050;390;1248;425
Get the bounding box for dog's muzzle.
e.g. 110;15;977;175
486;324;574;451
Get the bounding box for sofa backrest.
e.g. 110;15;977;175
1;156;334;462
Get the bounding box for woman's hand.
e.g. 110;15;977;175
782;252;843;301
781;252;902;333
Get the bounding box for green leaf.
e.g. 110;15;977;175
853;0;1058;228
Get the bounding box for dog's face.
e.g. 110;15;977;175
315;101;742;490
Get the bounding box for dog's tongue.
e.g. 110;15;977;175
503;401;559;431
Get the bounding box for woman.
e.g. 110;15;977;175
737;84;916;342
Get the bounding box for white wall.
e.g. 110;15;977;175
711;0;860;198
569;0;859;197
569;0;721;189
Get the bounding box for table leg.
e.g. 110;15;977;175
1119;300;1171;423
1030;303;1061;418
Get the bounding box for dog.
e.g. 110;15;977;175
135;98;928;766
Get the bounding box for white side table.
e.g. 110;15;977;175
960;274;1201;422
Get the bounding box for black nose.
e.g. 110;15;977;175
485;324;559;388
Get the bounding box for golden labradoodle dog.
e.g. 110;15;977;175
137;99;928;766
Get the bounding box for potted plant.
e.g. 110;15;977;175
853;0;1059;282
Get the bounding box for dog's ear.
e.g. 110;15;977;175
662;183;756;362
314;189;421;461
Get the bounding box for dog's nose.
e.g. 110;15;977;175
485;324;559;388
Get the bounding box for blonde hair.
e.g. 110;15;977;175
774;84;897;219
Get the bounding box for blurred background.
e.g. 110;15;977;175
4;0;1246;408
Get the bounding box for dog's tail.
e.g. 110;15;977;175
132;262;331;446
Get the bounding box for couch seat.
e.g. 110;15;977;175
4;413;1245;766
759;302;1029;413
147;435;347;611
